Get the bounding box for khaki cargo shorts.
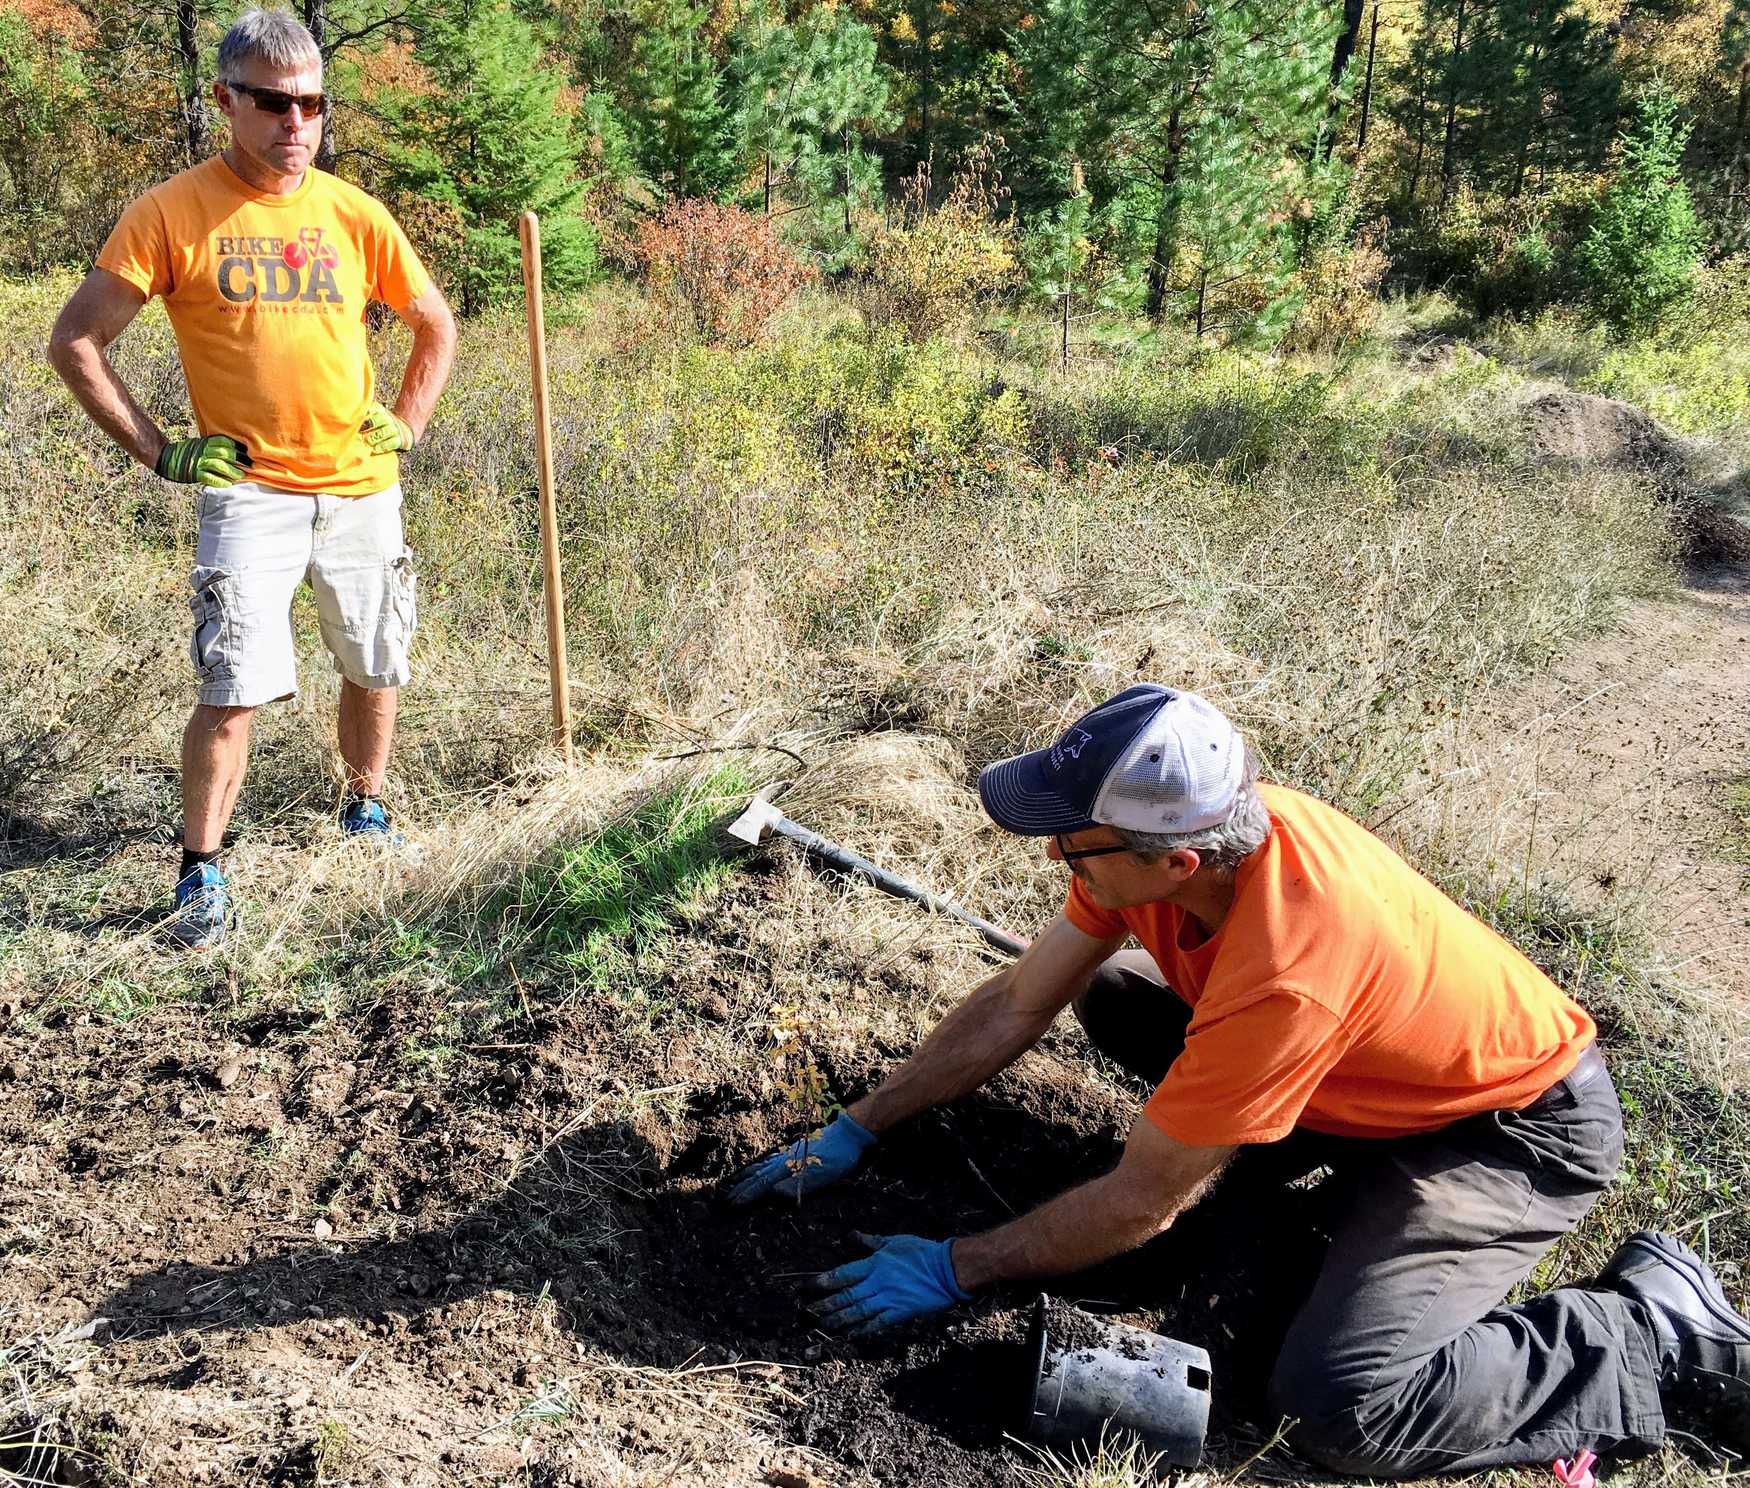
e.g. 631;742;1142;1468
188;482;416;708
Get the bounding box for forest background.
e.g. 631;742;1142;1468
2;0;1750;360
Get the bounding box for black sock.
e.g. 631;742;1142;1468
180;845;220;880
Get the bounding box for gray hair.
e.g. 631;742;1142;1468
218;9;322;80
1112;749;1272;872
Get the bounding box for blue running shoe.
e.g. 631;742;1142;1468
339;796;403;844
169;862;231;950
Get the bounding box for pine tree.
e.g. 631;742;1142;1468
1580;87;1707;335
625;0;737;199
1016;0;1343;333
389;0;593;315
1388;0;1618;205
726;1;893;262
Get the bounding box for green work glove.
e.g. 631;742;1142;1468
360;400;415;454
155;435;252;488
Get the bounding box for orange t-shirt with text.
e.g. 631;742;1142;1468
98;155;431;496
1063;784;1595;1146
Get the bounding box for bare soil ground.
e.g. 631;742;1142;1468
1429;573;1750;1003
0;866;1331;1487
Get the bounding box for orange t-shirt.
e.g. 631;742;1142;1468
1063;784;1595;1146
97;155;432;496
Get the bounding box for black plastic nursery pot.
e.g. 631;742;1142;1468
1023;1293;1213;1472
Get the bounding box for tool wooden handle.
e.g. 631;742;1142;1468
520;211;573;764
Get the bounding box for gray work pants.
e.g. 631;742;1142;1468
1078;952;1666;1477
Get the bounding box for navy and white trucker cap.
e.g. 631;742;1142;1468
978;685;1245;837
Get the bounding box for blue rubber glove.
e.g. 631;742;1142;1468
810;1232;972;1336
727;1111;877;1206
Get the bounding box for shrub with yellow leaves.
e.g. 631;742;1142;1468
854;142;1021;342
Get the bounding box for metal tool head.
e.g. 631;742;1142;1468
726;793;784;846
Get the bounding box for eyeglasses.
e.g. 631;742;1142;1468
224;80;328;117
1055;834;1132;864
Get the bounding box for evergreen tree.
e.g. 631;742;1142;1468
1387;0;1618;205
1017;0;1343;331
726;1;893;262
845;0;1029;180
1580;87;1706;335
388;0;593;315
625;0;737;198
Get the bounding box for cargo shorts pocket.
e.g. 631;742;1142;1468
188;566;235;682
389;549;418;651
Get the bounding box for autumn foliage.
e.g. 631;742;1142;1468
854;147;1020;343
625;199;816;346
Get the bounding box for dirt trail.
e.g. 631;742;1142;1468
1415;563;1750;1007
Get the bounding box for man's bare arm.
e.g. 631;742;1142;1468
45;269;166;470
951;1112;1234;1290
389;284;456;442
845;914;1122;1136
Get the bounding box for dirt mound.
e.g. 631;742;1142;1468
1527;391;1750;567
1527;391;1693;485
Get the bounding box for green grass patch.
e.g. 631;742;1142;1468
521;764;749;996
381;764;754;1031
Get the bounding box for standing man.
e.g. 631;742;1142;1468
731;684;1750;1476
47;9;457;948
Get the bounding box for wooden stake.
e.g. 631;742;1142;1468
519;210;573;765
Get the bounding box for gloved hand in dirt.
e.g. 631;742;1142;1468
727;1111;877;1206
809;1231;971;1336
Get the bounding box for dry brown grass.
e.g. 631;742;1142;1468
2;268;1744;1488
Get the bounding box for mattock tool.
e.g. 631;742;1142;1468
725;788;1029;958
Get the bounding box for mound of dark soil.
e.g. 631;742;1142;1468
1527;391;1750;568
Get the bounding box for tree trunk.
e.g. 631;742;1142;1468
1319;0;1366;156
177;0;210;164
1438;0;1468;209
1061;288;1071;370
764;150;773;215
1194;267;1207;338
303;0;338;172
1144;109;1185;322
1510;48;1543;199
1357;0;1381;152
916;0;931;178
1329;0;1366;90
1407;44;1429;202
842;129;853;237
1736;71;1749;238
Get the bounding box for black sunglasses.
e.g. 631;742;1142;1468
224;80;328;117
1055;833;1131;863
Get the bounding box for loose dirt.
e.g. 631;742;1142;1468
0;942;1342;1488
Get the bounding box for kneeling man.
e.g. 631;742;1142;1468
731;684;1750;1477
